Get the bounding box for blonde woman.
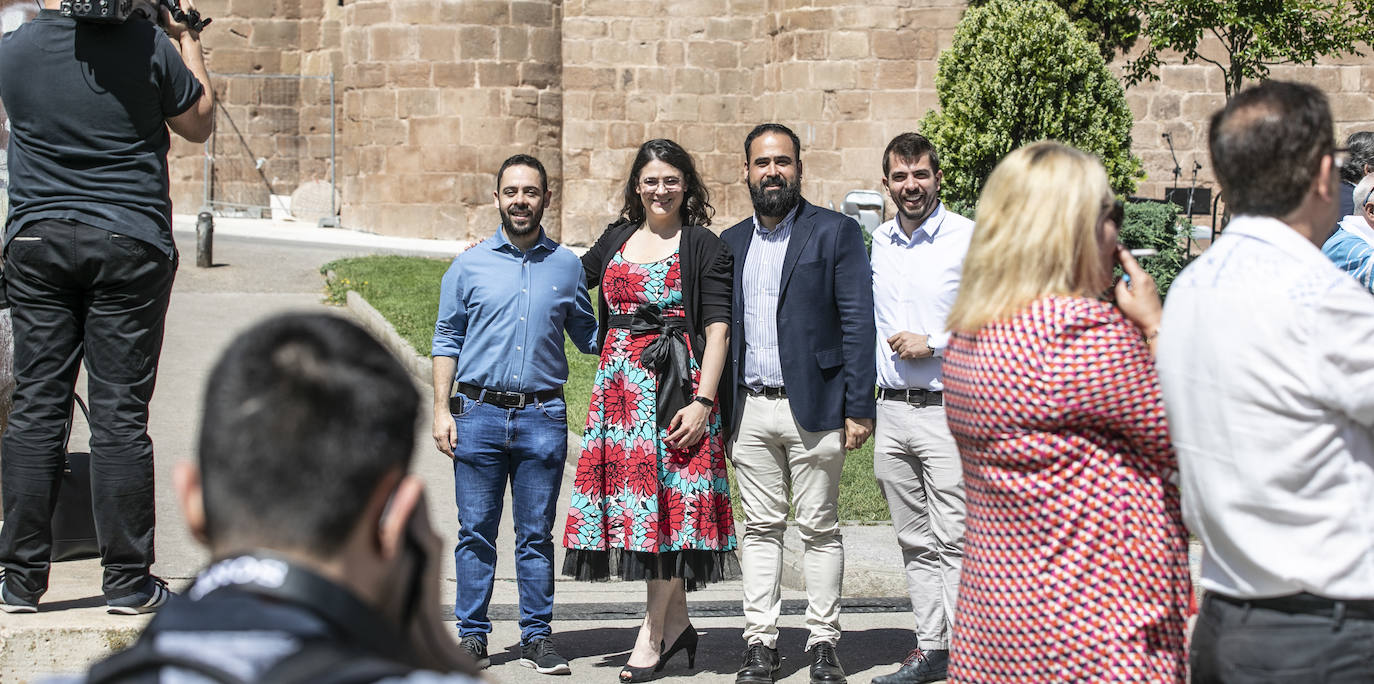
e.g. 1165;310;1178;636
941;141;1191;683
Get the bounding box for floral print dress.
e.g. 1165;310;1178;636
561;247;739;589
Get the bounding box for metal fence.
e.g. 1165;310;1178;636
203;72;337;224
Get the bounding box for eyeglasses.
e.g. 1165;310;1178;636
640;177;683;191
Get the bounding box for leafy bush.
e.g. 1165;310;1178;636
1118;200;1189;297
921;0;1143;213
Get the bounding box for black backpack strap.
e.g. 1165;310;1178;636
86;635;247;684
258;640;414;684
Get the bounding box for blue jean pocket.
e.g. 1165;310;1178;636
538;398;566;423
452;393;478;418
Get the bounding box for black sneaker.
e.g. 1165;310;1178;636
520;637;571;675
107;576;173;615
0;576;37;614
872;647;949;684
459;635;491;670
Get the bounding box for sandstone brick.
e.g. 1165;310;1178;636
461;118;517;147
538;91;562;121
565;121;608;150
563;18;609;39
829;31;869;60
707;17;755;42
518;62;558;89
607;122;647;150
660;95;700;122
687;41;739;69
625;94;658;122
511;1;554;26
398;90;440;118
1149;93;1181;121
678;124;716;154
500;26;530;61
348;62;388;89
871;91;923;120
360;90;396;118
459;26;498;60
529;28;561;64
780;8;832;31
607;18;632;41
564;66;617;90
794;32;826;61
813;61;857;91
372;119;409;146
369;26;417;61
229;0;277;19
452;0;509;24
478;63;520;88
418;27;460;62
393;0;435;23
667;0;727;17
433;63;476;88
389;62;433;89
834;91;870;119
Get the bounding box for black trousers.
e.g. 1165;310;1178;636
1192;592;1374;683
0;219;175;602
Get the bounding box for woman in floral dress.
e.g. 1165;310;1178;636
940;142;1192;683
563;139;738;681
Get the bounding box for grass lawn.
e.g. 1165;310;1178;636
322;255;889;522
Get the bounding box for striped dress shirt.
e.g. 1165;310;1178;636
741;205;799;390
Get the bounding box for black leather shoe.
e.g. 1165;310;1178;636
872;648;949;684
807;642;847;684
735;642;780;683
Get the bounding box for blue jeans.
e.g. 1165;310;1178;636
451;392;567;645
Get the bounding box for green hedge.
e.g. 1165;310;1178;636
1119;200;1190;297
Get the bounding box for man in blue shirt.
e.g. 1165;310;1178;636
1323;174;1374;292
431;154;597;676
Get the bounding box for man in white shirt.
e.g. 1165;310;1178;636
868;133;972;684
1156;81;1374;683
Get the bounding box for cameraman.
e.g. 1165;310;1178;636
0;1;212;613
80;313;480;682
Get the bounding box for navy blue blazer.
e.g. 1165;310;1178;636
721;199;877;434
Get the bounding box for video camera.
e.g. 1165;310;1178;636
59;0;211;32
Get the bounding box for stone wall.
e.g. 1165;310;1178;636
165;0;1374;241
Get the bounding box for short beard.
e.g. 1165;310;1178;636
896;195;938;225
749;175;802;219
500;206;542;238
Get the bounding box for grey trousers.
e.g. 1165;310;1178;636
730;393;846;650
873;398;965;649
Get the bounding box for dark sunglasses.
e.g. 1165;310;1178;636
1103;199;1124;227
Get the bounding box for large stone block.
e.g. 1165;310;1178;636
459;26;499;60
419;26;460;62
433;62;477;88
478;62;520;87
249;19;300;50
398;89;441;117
686;40;739;69
369;26;418;61
390;62;433;88
450;0;510;24
511;1;555;26
500;26;530;61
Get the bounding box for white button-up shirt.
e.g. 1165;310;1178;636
871;203;973;392
1156;214;1374;600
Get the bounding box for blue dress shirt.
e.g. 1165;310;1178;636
432;227;598;393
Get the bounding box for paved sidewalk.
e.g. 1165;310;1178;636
0;220;924;683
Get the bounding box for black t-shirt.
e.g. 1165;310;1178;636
0;10;202;258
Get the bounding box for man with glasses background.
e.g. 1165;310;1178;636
1323;174;1374;292
1157;81;1374;682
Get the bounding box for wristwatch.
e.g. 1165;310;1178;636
693;395;714;408
925;339;936;356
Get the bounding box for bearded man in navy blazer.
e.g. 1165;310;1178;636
721;123;876;684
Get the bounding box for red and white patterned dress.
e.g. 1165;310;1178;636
941;296;1191;683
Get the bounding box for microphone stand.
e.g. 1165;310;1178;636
1185;160;1202;251
1163;132;1186;251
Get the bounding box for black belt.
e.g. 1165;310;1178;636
878;387;943;406
1212;592;1374;621
455;382;562;410
746;385;787;398
609;304;690;429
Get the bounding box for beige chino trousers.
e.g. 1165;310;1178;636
873;398;964;649
730;393;846;650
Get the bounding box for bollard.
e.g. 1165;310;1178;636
196;210;213;268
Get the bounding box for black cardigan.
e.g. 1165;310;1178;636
582;221;735;424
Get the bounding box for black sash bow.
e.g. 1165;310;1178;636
609;303;691;429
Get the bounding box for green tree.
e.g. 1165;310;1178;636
1126;0;1374;99
921;0;1142;213
969;0;1144;60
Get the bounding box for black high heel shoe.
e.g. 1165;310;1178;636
655;624;698;672
619;625;699;682
620;638;666;683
